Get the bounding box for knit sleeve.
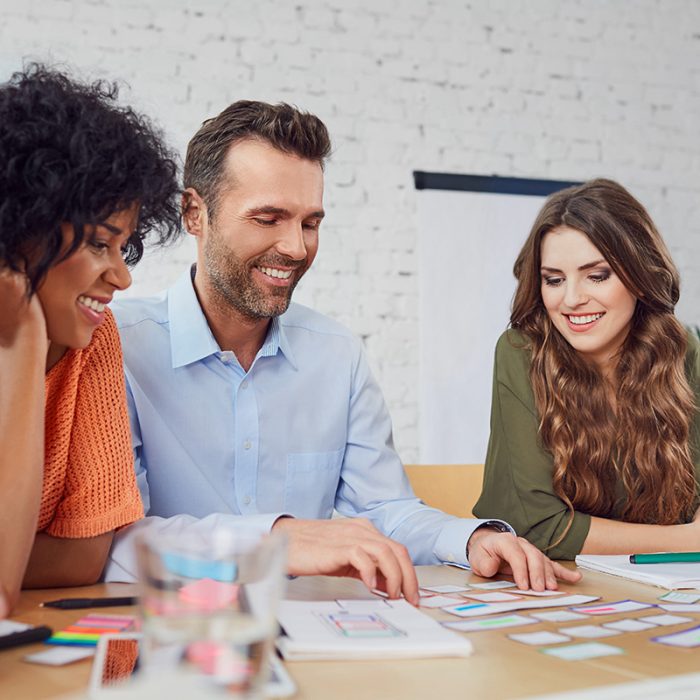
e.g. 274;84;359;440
45;309;144;538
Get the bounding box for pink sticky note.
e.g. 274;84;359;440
178;578;240;611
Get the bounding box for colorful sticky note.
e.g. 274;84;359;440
463;592;523;603
570;600;653;615
442;614;537;632
658;591;700;604
179;578;240;611
542;642;624;661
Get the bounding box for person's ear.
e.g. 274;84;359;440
182;188;208;238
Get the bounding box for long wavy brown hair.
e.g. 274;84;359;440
511;179;697;544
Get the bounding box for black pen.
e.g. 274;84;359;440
40;596;138;609
0;625;53;649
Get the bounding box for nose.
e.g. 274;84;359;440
104;252;132;291
275;223;307;261
563;279;588;308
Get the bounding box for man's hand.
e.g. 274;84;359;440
467;528;582;591
272;517;420;605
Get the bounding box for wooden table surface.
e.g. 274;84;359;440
2;566;699;699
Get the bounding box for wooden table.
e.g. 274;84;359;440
2;566;700;699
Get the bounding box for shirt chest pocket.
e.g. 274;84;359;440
284;449;344;520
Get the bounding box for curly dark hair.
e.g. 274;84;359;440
0;64;181;293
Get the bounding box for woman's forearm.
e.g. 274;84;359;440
0;353;45;609
0;289;47;611
23;531;114;588
582;515;698;554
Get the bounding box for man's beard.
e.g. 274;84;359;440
203;232;307;320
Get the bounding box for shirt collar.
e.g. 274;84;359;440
168;265;298;371
168;266;221;368
267;315;298;371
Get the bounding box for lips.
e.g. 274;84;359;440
564;312;605;332
76;294;110;326
257;266;293;280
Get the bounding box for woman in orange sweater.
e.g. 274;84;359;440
0;65;180;613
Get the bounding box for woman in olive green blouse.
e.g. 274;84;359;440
474;179;700;560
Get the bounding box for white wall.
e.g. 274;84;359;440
2;0;699;462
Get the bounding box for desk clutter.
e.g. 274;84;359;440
416;579;700;659
20;613;138;667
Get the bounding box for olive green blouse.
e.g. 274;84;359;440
473;328;700;560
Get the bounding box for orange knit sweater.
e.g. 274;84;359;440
40;309;143;538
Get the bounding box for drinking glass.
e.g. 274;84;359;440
134;527;287;698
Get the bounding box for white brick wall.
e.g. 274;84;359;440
2;0;699;462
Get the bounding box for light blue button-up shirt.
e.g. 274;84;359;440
109;267;499;570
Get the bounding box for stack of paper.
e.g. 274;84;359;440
276;598;473;660
575;555;700;590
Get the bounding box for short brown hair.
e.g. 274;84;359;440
184;100;331;218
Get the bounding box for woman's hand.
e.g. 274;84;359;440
0;268;47;352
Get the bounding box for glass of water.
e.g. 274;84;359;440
135;527;287;699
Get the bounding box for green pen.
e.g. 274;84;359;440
629;552;700;564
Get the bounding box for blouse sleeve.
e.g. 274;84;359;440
46;310;144;538
473;330;591;560
684;329;700;509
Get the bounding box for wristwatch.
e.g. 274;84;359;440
479;520;513;535
466;520;515;560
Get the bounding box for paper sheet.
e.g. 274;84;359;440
658;591;700;604
558;625;620;639
641;613;692;626
508;631;571;646
24;647;95;666
420;584;471;594
276;599;473;660
469;581;517;590
602;618;656;632
658;603;700;613
442;594;599;618
419;595;464;609
442;614;537;632
570;600;653;615
463;592;523;603
531;611;587;623
652;624;700;648
542;642;624;661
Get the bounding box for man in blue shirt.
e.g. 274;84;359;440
105;101;579;599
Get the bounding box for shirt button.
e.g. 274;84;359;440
447;553;456;562
241;380;249;390
243;495;251;505
243;440;252;450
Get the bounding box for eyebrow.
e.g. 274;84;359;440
541;259;607;273
246;205;325;220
